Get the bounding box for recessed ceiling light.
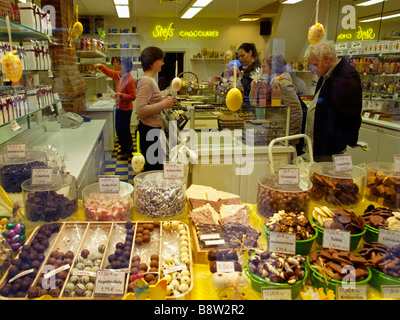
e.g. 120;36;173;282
192;0;213;7
282;0;302;4
355;0;385;7
359;12;400;22
114;0;129;5
239;14;261;22
115;5;130;18
181;7;202;19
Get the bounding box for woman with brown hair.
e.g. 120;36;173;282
135;46;175;172
238;43;261;105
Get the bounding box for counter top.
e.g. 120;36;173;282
363;117;400;131
32;120;106;180
86;100;115;112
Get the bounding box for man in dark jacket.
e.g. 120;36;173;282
304;40;362;162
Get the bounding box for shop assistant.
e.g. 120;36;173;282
238;43;261;105
94;58;136;160
136;46;175;172
304;40;362;162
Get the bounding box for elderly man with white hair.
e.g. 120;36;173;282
304;40;362;162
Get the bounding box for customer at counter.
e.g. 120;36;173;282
94;57;136;160
304;40;362;162
262;55;303;148
238;43;261;105
136;46;175;172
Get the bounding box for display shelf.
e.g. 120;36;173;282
107;47;140;51
0;99;61;130
0;16;55;42
106;33;139;36
82;73;105;79
76;50;107;59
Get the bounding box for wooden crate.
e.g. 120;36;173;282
0;221;193;300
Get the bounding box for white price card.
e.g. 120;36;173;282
163;162;184;179
268;231;296;255
363;112;370;118
10;120;21;132
262;287;292;300
333;154;353;173
394;155;400;173
378;228;400;248
278;168;299;185
323;228;351;251
382;286;400;299
98;175;120;193
337;286;368;300
31;168;53;185
94;269;126;296
373;114;380;120
216;261;235;273
6;143;26;159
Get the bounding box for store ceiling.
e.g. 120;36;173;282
76;0;279;19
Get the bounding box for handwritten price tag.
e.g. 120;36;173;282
268;231;296;255
94;269;126;296
163;162;184;179
262;287;292;300
323;228;351;251
6;143;26;159
31;168;53;185
278;168;299;185
98;175;120;193
333;154;353;173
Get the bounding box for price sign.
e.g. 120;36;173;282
6;143;26;159
98;175;120;193
262;287;292;300
94;269;126;296
337;286;368;300
382;286;400;299
216;261;235;273
163;162;184;179
378;228;400;248
268;231;296;255
333;154;353;173
278;168;299;185
31;168;53;185
323;228;351;251
394;155;400;173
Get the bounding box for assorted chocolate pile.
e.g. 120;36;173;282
264;211;315;240
247;252;306;284
0;161;46;193
207;249;242;273
309;248;369;282
359;242;400;278
310;173;360;206
365;167;400;209
313;207;365;234
362;205;394;229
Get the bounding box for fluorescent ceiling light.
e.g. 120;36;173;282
355;0;385;6
192;0;213;7
359;12;400;22
115;5;130;18
181;7;202;19
282;0;302;4
239;14;261;22
114;0;129;5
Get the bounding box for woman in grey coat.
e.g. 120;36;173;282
262;55;303;147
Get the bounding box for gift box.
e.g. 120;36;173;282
26;88;39;111
18;3;44;33
1;97;16;123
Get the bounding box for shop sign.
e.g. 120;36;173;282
336;26;376;42
152;22;220;41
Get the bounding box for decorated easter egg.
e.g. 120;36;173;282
131;154;145;174
308;23;325;45
171;77;182;92
226;87;243;111
1;52;22;82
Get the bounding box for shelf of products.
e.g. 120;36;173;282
0;16;54;42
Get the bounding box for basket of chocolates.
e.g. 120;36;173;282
311;206;366;251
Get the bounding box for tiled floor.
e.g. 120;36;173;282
104;134;136;184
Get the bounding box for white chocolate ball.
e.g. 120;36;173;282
181;275;191;285
179;229;187;236
171;221;180;230
180;257;190;265
171;77;182;91
179;283;189;293
181;269;190;277
163;221;171;231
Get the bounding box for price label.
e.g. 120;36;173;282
333;154;353;173
373;114;380;120
268;231;296;255
199;233;221;241
262;287;292;300
216;261;235;273
31;168;53;185
378;228;400;248
337;286;368;300
163;162;184;179
6;143;26;159
204;239;225;247
10;120;21;132
278;168;299;185
394;155;400;173
98;175;120;193
94;269;126;296
323;228;351;251
163;264;187;275
363;112;371;118
382;286;400;299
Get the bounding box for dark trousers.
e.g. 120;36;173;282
115;108;133;154
136;121;164;172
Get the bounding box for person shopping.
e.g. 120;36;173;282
94;57;136;160
136;46;175;172
238;43;261;105
304;40;362;162
262;55;303;148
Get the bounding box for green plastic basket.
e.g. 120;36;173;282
368;267;400;291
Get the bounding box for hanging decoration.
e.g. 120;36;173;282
73;5;83;37
225;61;243;111
131;131;145;175
171;61;182;92
308;0;325;45
0;16;22;83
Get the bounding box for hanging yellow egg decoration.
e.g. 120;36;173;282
308;23;325;45
72;5;83;37
226;87;243;112
1;51;22;83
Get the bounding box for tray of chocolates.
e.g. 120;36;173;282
0;221;193;300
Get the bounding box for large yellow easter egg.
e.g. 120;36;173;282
1;52;22;83
308;23;325;45
226;87;242;111
73;21;83;36
171;77;182;92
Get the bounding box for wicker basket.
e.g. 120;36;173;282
177;71;199;96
